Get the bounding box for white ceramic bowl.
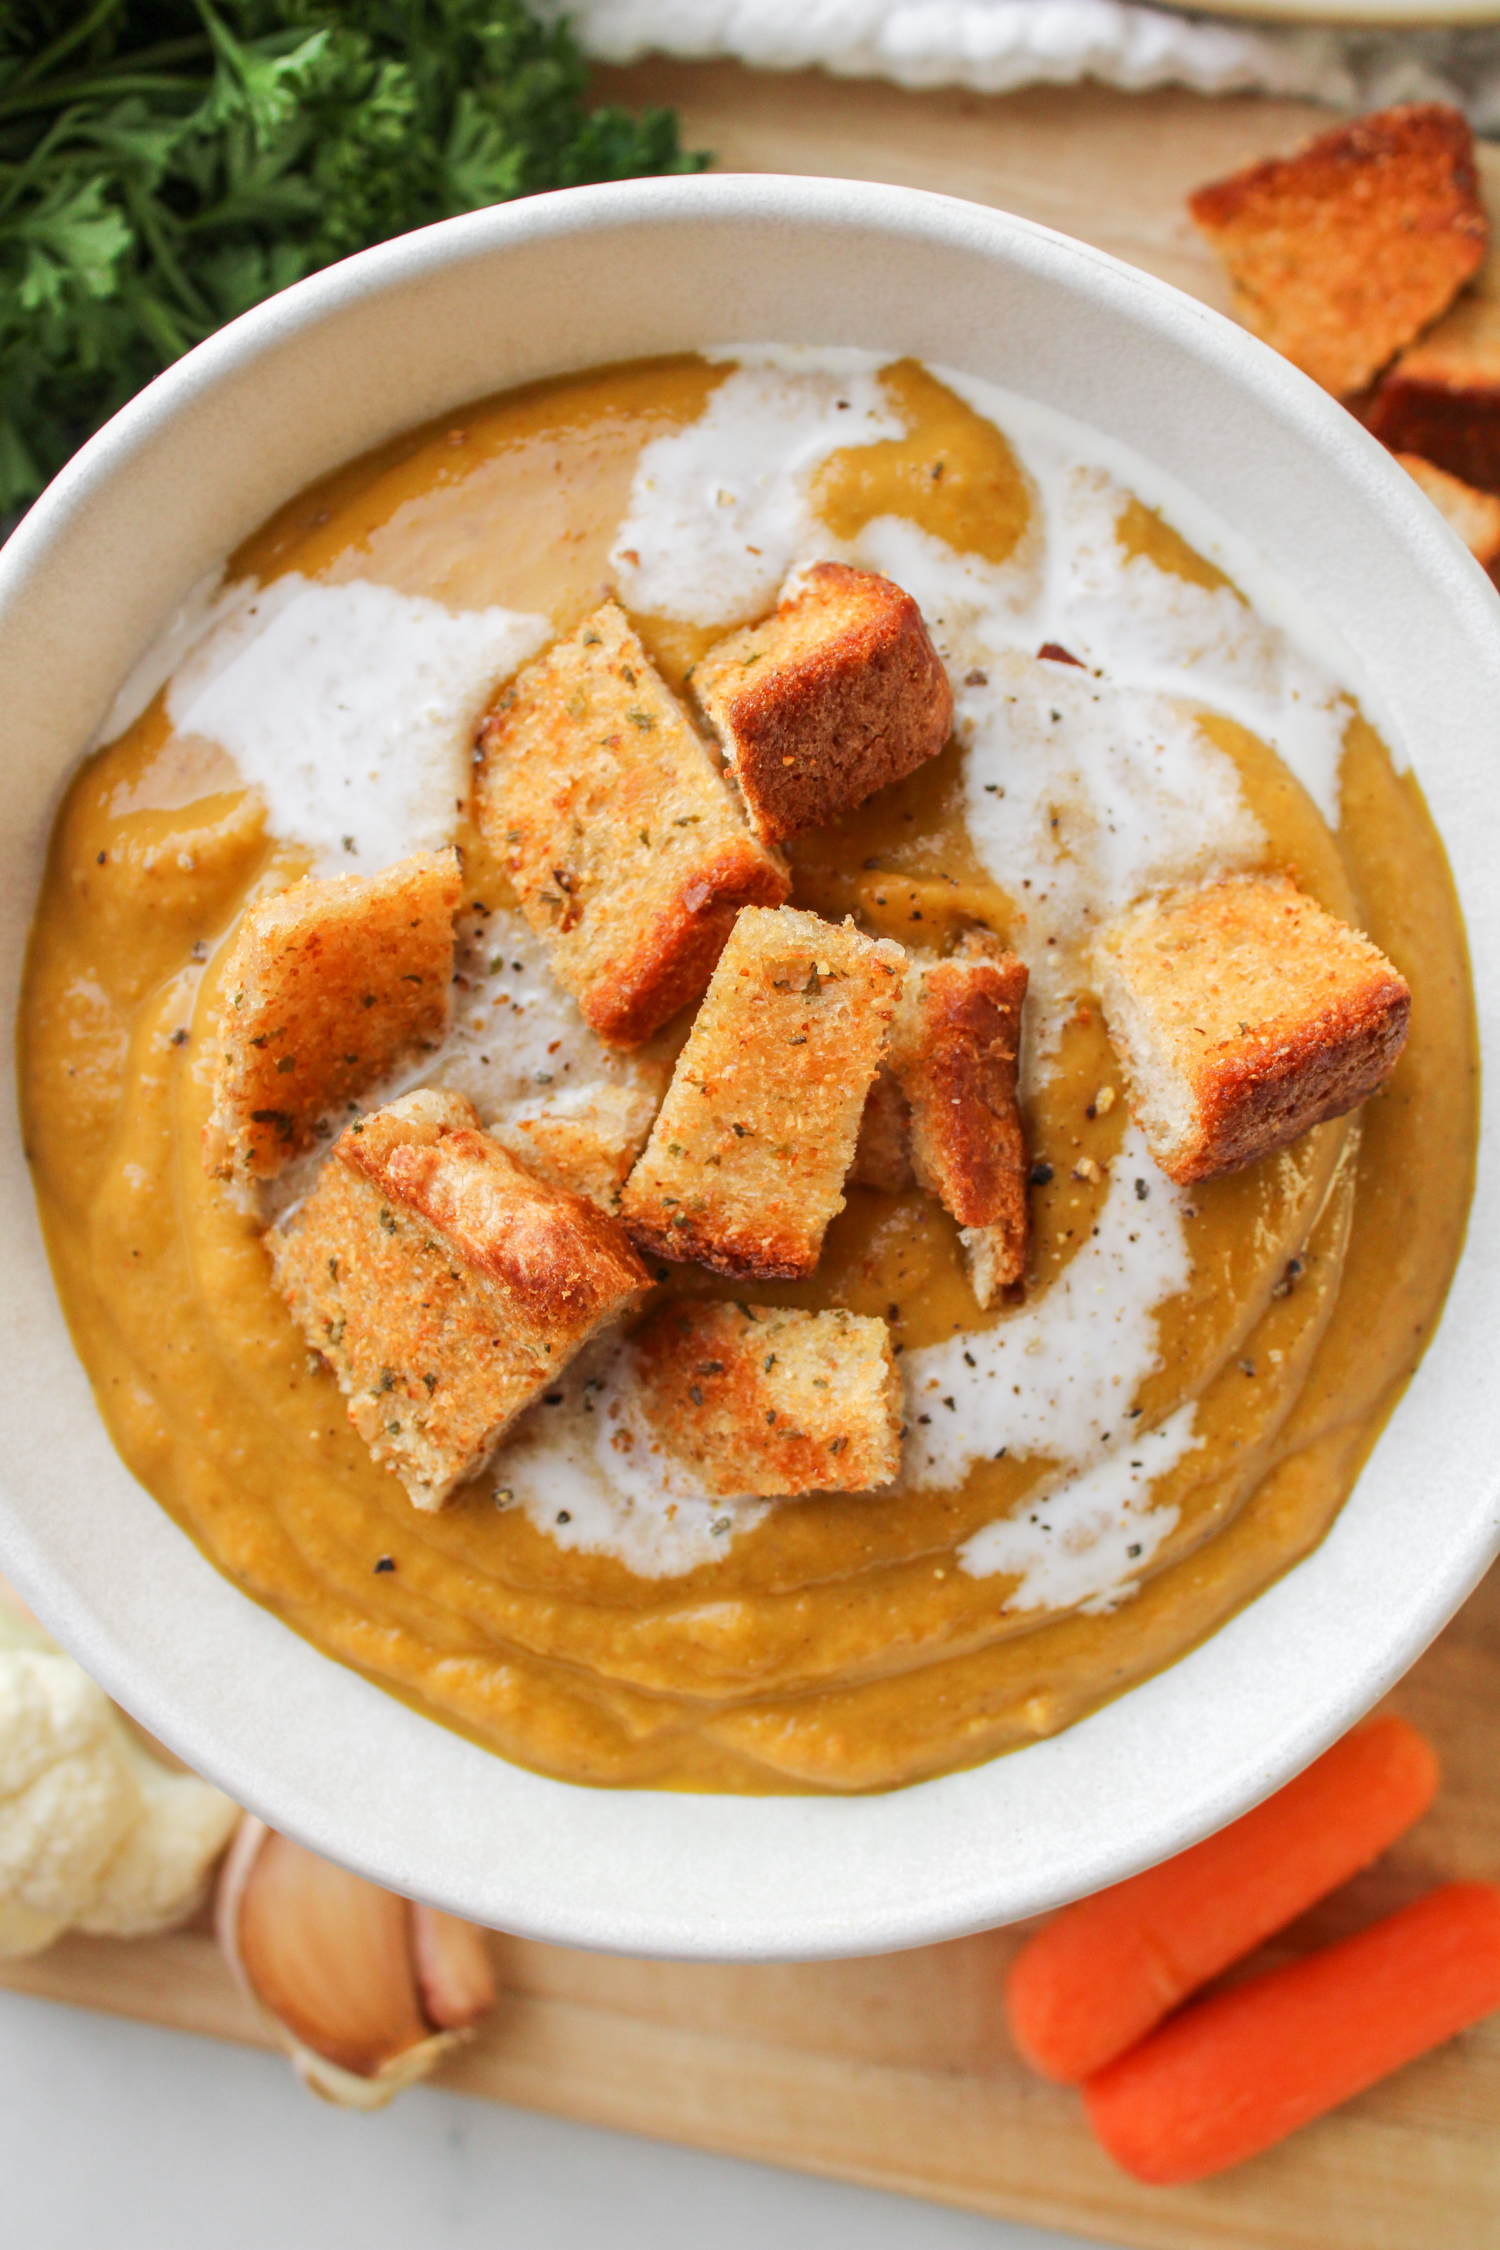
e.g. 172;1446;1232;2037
2;175;1498;1960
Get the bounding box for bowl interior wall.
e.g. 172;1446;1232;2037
0;176;1495;1957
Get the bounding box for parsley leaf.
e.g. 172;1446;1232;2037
0;0;707;513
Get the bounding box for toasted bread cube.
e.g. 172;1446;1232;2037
631;1301;902;1497
850;1067;915;1194
494;1083;660;1213
1368;297;1500;494
1093;875;1411;1186
204;850;461;1179
691;564;953;845
889;935;1031;1299
620;906;904;1279
1395;453;1500;566
1188;104;1486;398
269;1087;648;1509
474;603;788;1048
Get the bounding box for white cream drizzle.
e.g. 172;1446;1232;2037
495;1341;770;1579
958;651;1265;1056
960;1403;1201;1616
163;576;548;873
903;1123;1192;1485
139;345;1376;1605
426;905;654;1123
609;357;902;628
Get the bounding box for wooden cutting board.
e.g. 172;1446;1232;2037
5;67;1499;2250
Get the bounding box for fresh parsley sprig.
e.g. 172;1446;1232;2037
0;0;707;512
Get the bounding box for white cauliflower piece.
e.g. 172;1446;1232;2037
0;1603;238;1957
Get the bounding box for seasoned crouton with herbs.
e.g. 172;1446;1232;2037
894;935;1030;1300
850;1065;916;1194
494;1083;660;1214
204;849;461;1180
269;1088;648;1509
1188;103;1486;398
691;563;953;845
631;1301;903;1497
474;602;788;1049
620;906;904;1280
1093;874;1411;1186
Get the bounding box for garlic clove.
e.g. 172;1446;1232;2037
411;1903;497;2029
216;1818;496;2109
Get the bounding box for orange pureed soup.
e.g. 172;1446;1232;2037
20;351;1476;1790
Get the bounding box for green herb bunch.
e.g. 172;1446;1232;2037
0;0;706;513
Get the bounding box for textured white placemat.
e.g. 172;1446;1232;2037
548;0;1500;131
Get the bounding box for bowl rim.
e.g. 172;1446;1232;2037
1;170;1497;1960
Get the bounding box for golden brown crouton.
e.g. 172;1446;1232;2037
1188;104;1487;398
1368;297;1500;494
1395;452;1500;567
620;906;904;1280
1093;875;1411;1187
474;603;788;1048
494;1084;660;1214
691;563;953;845
204;850;461;1179
850;936;1030;1299
890;936;1031;1300
631;1301;902;1497
850;1067;915;1194
269;1087;648;1509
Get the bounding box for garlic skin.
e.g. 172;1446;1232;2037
216;1818;497;2109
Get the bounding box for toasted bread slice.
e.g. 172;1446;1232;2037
853;935;1030;1300
1395;452;1500;566
850;1067;915;1194
691;564;953;845
1368;297;1500;494
903;936;1030;1300
1093;874;1411;1186
620;906;904;1280
269;1088;648;1509
474;602;788;1048
1188;103;1486;398
631;1300;902;1497
204;849;461;1180
494;1083;660;1213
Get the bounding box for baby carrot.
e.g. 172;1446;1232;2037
1005;1715;1438;2082
1084;1880;1500;2184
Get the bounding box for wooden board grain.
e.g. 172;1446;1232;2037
4;66;1498;2250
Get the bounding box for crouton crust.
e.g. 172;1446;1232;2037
1368;297;1500;495
474;602;788;1048
893;937;1029;1241
494;1084;660;1213
850;1067;915;1194
1395;452;1500;566
691;563;953;845
620;906;905;1280
203;849;461;1179
631;1301;902;1497
1093;875;1411;1187
270;1087;647;1508
1188;103;1487;398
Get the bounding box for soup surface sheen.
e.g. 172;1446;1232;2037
20;350;1477;1791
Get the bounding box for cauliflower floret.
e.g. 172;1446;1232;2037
0;1604;238;1957
82;1759;240;1937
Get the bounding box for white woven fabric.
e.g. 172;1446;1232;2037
547;0;1500;129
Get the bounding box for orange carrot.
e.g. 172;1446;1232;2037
1084;1880;1500;2184
1005;1715;1438;2082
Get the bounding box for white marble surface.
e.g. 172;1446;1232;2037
0;1984;1120;2250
